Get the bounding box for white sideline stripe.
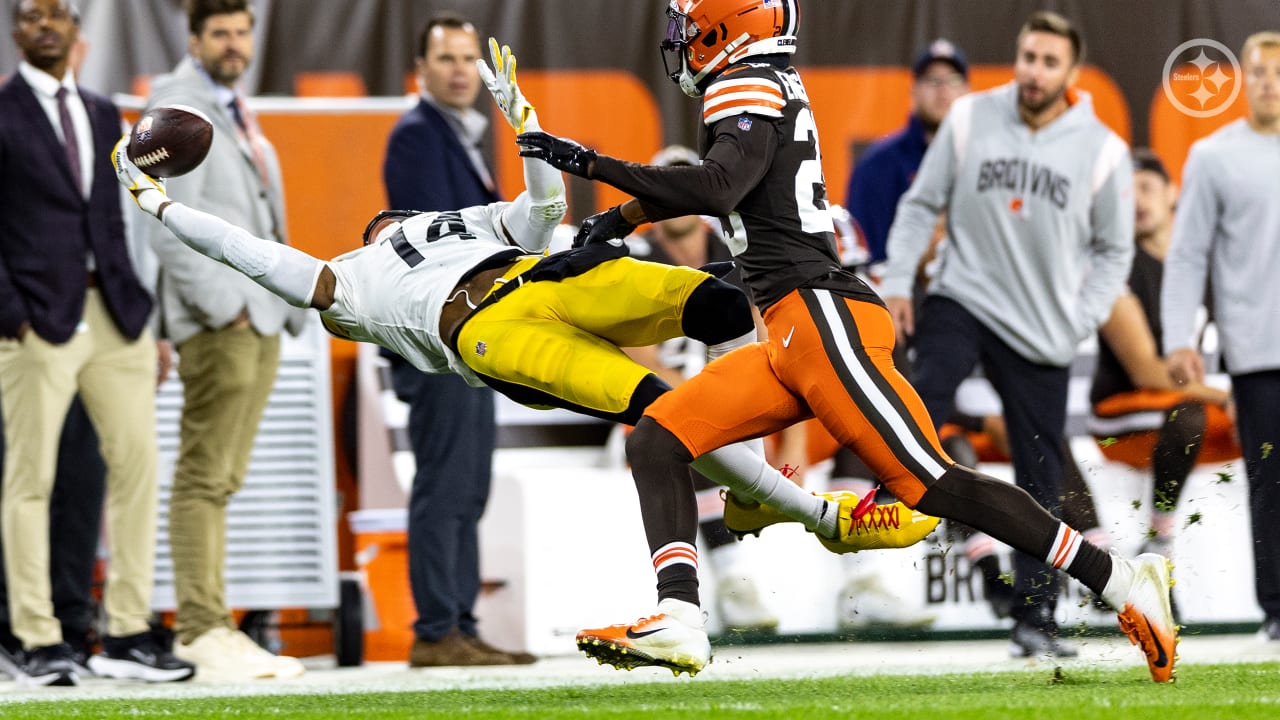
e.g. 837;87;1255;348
814;290;948;480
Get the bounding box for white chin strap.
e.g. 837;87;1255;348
678;33;798;98
678;32;750;97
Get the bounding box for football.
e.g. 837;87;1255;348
127;105;214;178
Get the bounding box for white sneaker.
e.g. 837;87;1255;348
1108;553;1179;683
837;574;936;630
576;598;711;676
175;627;304;681
716;575;779;633
225;629;306;679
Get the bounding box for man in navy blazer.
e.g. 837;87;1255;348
0;0;191;686
381;12;532;668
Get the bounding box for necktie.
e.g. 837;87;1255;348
229;94;271;189
55;87;83;196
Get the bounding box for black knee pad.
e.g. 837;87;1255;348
627;416;695;472
617;374;670;426
681;277;754;345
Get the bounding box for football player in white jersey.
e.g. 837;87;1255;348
113;39;934;675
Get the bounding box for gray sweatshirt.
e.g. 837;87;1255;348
882;82;1134;366
1162;120;1280;375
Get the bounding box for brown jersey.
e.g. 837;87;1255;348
591;60;882;312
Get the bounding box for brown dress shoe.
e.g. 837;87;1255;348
409;630;517;667
468;635;537;665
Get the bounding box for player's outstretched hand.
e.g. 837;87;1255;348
516;131;596;178
112;134;170;218
477;37;539;133
572;205;636;248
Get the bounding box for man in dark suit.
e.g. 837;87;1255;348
381;12;531;667
0;0;192;686
0;8;106;682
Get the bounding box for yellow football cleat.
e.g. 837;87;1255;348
817;493;940;553
722;490;939;552
721;490;798;538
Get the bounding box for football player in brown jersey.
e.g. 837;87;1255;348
518;0;1178;682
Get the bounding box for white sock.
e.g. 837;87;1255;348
692;444;836;537
657;597;705;627
1100;552;1132;609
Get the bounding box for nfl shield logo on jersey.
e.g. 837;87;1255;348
475;341;488;357
738;117;753;131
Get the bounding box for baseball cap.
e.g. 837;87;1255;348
651;145;701;168
913;38;969;79
1132;148;1170;182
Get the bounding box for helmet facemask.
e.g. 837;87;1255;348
660;3;703;97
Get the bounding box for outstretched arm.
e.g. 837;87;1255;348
477;39;566;252
113;137;334;309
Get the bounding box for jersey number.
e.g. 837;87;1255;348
391;211;477;267
426;211;477;243
792;107;831;234
723;106;831;254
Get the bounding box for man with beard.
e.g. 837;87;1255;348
881;11;1135;658
131;0;307;680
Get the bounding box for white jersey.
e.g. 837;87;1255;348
323;202;544;385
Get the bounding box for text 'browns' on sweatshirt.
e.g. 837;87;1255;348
882;82;1134;367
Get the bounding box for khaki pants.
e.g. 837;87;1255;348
170;326;279;643
0;291;158;649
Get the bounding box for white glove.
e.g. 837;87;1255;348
112;135;170;218
477;37;539;133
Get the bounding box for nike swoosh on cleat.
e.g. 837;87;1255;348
625;627;665;639
1144;617;1169;668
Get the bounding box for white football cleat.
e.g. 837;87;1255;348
576;598;711;676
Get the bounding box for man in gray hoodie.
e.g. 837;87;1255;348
882;11;1134;657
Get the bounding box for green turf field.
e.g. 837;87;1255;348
3;662;1277;719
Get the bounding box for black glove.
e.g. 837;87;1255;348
573;206;637;248
516;131;597;178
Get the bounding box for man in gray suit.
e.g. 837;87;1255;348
130;0;304;681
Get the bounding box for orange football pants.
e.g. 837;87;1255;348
645;287;952;507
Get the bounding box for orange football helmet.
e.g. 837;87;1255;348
660;0;800;97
